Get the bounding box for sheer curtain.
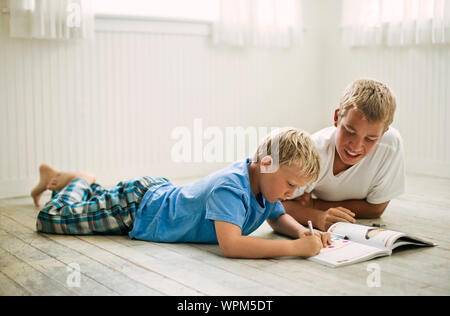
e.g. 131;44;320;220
342;0;450;46
9;0;94;39
212;0;303;48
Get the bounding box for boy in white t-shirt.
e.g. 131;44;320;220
283;78;405;231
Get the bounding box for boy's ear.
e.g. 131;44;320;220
260;155;279;173
260;155;273;167
334;109;339;127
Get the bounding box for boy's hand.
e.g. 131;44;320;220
293;235;323;257
300;229;331;249
317;207;356;231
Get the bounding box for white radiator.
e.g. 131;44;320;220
0;21;325;198
1;13;448;199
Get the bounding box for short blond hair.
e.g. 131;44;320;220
253;128;320;182
338;78;396;131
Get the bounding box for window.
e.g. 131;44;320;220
342;0;445;28
93;0;219;22
342;0;450;46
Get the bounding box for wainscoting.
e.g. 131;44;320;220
0;15;324;198
319;0;450;179
0;0;449;199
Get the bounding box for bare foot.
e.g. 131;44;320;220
47;172;96;192
31;164;58;207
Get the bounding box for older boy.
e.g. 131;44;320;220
283;79;405;231
32;128;330;258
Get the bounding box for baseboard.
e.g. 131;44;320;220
0;178;38;199
0;163;225;199
405;159;450;179
2;160;447;200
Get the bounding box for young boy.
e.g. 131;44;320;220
31;128;331;259
283;79;405;231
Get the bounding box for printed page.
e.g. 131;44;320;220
391;235;437;249
308;236;388;267
328;222;404;251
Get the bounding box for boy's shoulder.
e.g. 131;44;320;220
202;158;251;193
310;126;337;152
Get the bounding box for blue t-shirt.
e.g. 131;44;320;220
129;158;285;243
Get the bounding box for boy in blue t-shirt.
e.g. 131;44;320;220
32;128;330;258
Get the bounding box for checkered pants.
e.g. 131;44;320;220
36;176;169;235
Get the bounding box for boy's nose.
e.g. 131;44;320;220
284;190;295;198
350;137;364;151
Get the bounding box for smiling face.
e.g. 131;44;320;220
258;164;310;203
334;107;385;169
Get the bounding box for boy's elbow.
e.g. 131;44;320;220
222;249;237;258
218;239;241;258
220;244;239;258
365;211;383;219
363;202;389;219
373;201;389;218
373;209;385;218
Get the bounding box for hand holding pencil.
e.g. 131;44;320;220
299;220;332;248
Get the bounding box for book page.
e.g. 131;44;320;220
391;235;437;249
308;236;388;267
328;223;404;251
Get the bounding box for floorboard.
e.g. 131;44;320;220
0;173;449;295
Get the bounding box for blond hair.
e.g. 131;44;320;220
253;128;320;182
338;78;396;131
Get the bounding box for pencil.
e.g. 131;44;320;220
307;220;314;236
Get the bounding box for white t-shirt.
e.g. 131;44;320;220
292;126;405;204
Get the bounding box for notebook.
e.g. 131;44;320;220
308;222;437;268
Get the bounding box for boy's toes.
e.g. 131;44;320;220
32;194;42;208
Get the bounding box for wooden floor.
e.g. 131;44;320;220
0;174;449;296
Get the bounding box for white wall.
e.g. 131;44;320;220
0;0;325;198
318;0;450;178
0;0;448;199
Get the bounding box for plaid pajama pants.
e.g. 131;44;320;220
36;176;169;235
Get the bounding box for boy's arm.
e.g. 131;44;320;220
214;220;322;259
266;213;308;239
282;194;389;231
314;198;389;219
267;214;332;248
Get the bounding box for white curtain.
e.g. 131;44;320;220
9;0;94;39
342;0;450;46
212;0;303;48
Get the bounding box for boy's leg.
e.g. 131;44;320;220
37;176;168;235
89;183;107;197
51;183;108;200
31;164;95;207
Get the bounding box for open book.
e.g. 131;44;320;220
308;222;437;268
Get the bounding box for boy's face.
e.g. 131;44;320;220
259;164;309;203
334;107;385;167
